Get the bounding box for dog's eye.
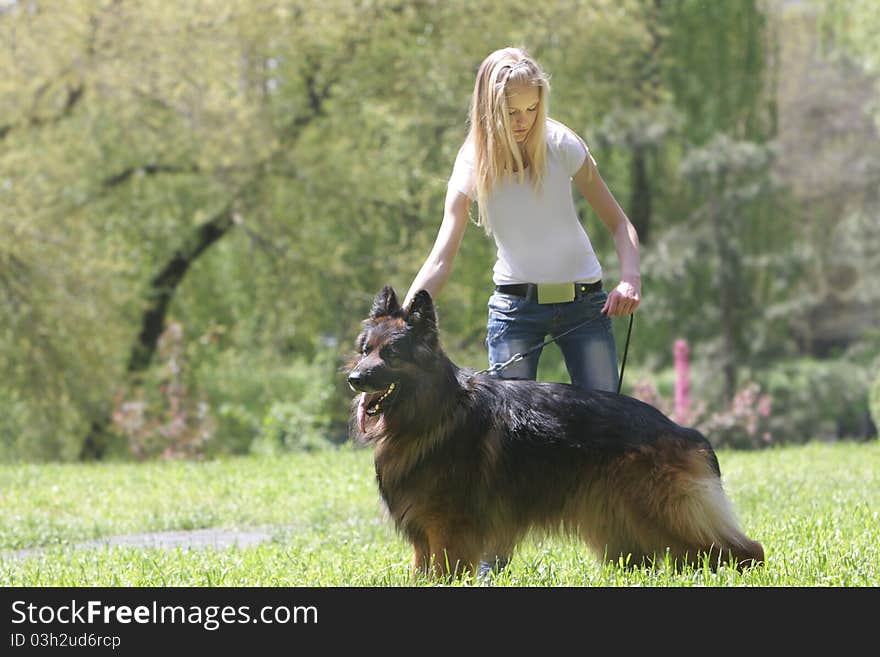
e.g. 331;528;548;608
380;346;398;363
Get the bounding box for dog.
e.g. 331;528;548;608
347;285;764;579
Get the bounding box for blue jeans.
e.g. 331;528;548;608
486;286;619;391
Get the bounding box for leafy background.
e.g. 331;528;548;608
1;0;878;462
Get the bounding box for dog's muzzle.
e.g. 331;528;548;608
349;370;398;433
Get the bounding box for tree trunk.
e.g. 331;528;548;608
627;0;663;244
79;204;237;460
629;145;652;243
78;48;335;460
710;185;741;401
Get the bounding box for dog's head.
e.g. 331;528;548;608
347;285;440;436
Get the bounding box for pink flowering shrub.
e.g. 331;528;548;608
697;382;773;449
632;377;772;448
112;322;215;460
631;338;773;449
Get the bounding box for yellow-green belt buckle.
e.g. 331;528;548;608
537;282;575;304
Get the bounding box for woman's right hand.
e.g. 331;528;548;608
602;279;641;317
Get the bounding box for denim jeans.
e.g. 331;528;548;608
485;286;619;392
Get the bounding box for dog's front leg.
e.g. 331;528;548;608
410;534;475;580
425;530;478;581
412;538;431;577
431;548;472;580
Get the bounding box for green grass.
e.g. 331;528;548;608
1;441;878;586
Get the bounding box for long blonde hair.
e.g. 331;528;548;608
467;47;551;235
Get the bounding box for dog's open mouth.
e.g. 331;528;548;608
356;383;397;432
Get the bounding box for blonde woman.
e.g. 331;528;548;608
405;46;641;579
405;46;641;396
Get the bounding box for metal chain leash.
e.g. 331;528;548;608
474;313;634;394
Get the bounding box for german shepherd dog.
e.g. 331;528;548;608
347;286;764;579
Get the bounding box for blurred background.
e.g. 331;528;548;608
1;0;878;462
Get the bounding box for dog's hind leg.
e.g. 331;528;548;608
565;479;654;569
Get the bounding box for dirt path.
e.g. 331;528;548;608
3;528;274;560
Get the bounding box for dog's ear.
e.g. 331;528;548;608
370;285;400;319
405;289;438;340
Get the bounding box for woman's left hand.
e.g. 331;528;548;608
602;280;641;317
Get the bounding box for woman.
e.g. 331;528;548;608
404;46;641;395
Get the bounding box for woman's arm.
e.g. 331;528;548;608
572;159;641;317
403;188;472;308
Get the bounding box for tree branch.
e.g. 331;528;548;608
1;84;85;142
102;163;203;188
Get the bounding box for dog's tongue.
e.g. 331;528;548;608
357;393;367;433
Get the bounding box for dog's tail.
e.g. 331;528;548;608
670;468;764;569
655;442;764;569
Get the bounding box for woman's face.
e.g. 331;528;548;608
505;82;540;143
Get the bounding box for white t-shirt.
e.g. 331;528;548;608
448;119;603;286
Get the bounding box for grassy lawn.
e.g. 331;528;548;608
1;441;878;586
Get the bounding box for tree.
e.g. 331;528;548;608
2;1;376;458
7;1;853;460
679;135;775;400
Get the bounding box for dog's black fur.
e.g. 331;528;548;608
347;286;764;578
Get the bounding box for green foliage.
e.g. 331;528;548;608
0;386;88;464
0;1;876;461
660;0;774;143
214;403;259;456
0;389;43;463
190;345;345;456
631;352;876;448
821;0;880;122
758;358;874;444
630;375;773;449
108;319;343;459
248;348;342;457
252;401;332;456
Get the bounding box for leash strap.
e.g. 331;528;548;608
474;314;593;376
475;312;635;393
617;312;633;394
